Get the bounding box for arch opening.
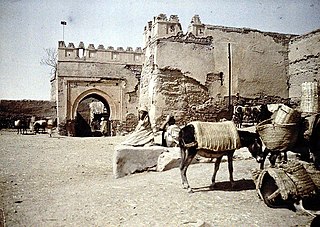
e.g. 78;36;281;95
74;93;112;137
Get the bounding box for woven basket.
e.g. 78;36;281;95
301;162;320;189
254;161;317;202
280;161;317;197
273;105;301;124
256;119;299;151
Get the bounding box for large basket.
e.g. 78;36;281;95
301;161;320;190
253;161;317;204
256;119;299;151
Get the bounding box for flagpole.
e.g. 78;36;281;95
61;21;67;41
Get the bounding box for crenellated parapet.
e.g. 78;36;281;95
143;13;183;48
58;41;144;65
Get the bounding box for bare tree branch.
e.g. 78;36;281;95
40;48;58;80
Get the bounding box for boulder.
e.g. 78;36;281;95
157;147;181;171
113;145;166;178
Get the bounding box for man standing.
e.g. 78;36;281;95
100;117;108;136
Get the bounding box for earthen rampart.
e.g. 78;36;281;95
0;100;56;128
288;29;320;102
140;14;310;127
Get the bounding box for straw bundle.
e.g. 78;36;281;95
301;81;319;114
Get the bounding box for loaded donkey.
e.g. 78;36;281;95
178;120;263;193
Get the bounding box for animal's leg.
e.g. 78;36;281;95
269;151;278;167
210;156;223;188
179;146;187;180
259;162;264;170
227;151;235;187
180;148;196;192
283;151;288;163
259;148;269;170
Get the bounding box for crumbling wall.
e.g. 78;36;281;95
140;33;225;127
140;26;297;128
140;66;231;128
203;26;293;98
154;34;215;85
289;29;320;105
151;69;232;127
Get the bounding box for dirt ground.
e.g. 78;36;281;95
0;129;315;226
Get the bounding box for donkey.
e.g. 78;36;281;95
14;119;29;134
178;121;263;193
34;120;47;134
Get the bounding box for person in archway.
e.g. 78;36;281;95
160;114;180;147
121;106;154;146
100;117;108;136
47;118;54;137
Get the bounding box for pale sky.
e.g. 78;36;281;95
0;0;319;100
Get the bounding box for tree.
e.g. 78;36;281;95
40;48;58;80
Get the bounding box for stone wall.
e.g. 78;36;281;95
140;32;220;128
288;29;320;108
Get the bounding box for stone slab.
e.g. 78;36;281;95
113;145;167;178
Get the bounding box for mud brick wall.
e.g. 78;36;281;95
288;29;320;112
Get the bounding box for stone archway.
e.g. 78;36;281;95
71;89;116;137
55;40;143;136
71;88;117;120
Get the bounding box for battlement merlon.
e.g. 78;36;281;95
58;41;144;65
144;14;297;46
143;13;183;48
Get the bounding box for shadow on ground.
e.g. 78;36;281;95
192;179;256;193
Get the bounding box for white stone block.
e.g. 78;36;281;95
113;145;166;178
157;147;181;172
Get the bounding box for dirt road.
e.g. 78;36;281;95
0;130;314;226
